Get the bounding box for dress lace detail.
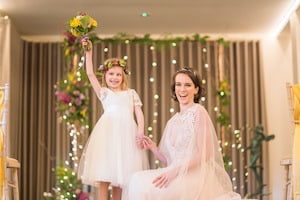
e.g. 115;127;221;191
127;104;241;200
99;87;108;101
131;89;142;106
168;107;196;166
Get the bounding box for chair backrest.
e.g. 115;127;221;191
286;83;300;125
0;84;9;130
0;83;9;198
286;82;299;127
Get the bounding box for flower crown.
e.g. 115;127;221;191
98;58;130;75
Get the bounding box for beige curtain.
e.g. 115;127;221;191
11;39;266;199
0;16;10;86
10;42;65;199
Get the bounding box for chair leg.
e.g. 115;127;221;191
12;168;19;200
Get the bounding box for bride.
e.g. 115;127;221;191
127;67;241;200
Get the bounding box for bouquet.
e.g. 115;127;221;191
68;12;98;51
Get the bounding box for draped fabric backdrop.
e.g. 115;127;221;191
10;39;267;200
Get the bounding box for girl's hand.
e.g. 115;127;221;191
81;38;92;52
142;136;157;150
135;134;144;149
152;168;179;188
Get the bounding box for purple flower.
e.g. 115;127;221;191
74;98;82;106
99;65;105;70
64;31;76;43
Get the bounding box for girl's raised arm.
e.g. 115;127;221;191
82;39;102;97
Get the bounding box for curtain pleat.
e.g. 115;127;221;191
11;39;266;199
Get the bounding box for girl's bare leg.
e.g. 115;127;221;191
112;186;122;200
98;181;109;200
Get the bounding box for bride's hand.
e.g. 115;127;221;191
152;168;179;188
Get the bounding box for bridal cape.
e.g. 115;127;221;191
126;104;241;200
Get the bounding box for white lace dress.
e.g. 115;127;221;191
78;87;149;188
127;104;241;200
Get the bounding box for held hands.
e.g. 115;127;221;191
139;135;178;187
135;134;144;149
135;135;155;149
139;135;157;150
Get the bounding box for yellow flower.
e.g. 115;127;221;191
65;48;70;56
119;59;126;67
70;18;81;28
220;81;229;90
91;19;98;27
70;29;80;37
67;73;75;83
80;109;87;117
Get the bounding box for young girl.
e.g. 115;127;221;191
78;39;148;200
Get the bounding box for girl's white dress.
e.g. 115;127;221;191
127;104;241;200
78;87;149;188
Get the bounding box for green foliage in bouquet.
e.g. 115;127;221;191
63;31;100;63
67;12;98;51
68;12;97;37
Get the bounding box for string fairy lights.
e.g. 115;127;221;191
52;33;265;198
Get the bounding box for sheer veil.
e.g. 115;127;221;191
158;105;241;200
126;104;241;200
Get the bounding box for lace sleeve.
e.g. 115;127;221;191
131;89;142;106
98;87;108;102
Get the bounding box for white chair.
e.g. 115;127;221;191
0;84;20;200
281;158;293;200
283;82;300;200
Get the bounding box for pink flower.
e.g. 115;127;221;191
74;97;82;106
77;191;89;200
56;92;71;104
79;93;85;100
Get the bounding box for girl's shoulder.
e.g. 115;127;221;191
127;88;136;92
127;88;139;95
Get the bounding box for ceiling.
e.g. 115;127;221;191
0;0;297;39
